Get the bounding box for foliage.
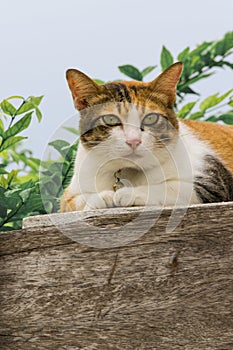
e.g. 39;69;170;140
0;97;77;230
0;31;233;231
117;31;233;124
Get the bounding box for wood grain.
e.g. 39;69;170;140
1;203;233;349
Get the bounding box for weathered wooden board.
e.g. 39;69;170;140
0;203;233;350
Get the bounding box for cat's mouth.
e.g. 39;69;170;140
124;152;143;159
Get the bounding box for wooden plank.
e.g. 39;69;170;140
0;203;233;349
1;202;233;255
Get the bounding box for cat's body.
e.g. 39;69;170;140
60;63;233;212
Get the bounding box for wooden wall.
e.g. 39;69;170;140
1;203;233;349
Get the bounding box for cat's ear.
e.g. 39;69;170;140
148;62;183;107
66;69;104;110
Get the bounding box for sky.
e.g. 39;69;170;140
1;0;233;158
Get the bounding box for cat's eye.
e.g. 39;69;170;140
141;113;160;127
102;114;121;126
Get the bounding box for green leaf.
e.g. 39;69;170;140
35;106;42;122
189;41;212;58
0;203;7;220
19;188;32;202
7;170;19;185
25;158;40;171
4;189;22;208
6;96;24;100
205;116;219;122
177;86;199;95
141;66;157;78
160;46;174;71
49;139;71;157
15;153;40;171
0;167;8;175
0;186;7;211
177;101;197;119
0;136;26;152
1;100;17;116
189;112;204;120
219;111;233;125
212;31;233;56
177;47;190;62
181;46;212;76
0;119;4;135
202;52;212;66
4;112;32;139
216;89;233;103
21;194;43;214
0;175;8;188
16;101;34;115
43;200;54;213
228;101;233;107
63;126;80;135
200;90;233;112
0;186;7;201
118;65;143;81
93;79;105;85
199;93;219;112
14;96;43;121
29;95;43;106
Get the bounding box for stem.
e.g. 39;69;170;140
8;116;15;129
8;99;26;128
179;66;212;88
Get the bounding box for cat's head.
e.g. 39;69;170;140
66;63;183;168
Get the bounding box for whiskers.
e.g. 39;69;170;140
83;140;112;155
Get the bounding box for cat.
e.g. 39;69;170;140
60;62;233;212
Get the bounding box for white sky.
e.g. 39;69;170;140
1;0;233;157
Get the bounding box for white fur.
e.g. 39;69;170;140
68;119;213;210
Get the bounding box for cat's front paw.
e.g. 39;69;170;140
113;187;147;207
84;190;115;210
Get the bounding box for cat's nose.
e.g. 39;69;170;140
126;138;142;150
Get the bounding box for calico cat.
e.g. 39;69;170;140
60;62;233;212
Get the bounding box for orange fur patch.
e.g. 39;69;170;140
181;120;233;175
60;188;77;212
